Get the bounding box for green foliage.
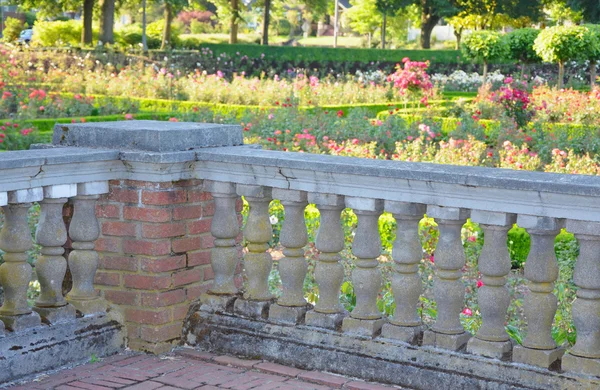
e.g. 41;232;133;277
346;0;382;36
583;24;600;62
3;17;25;43
533;25;590;65
147;19;182;47
462;31;508;64
32;20;84;47
506;28;541;64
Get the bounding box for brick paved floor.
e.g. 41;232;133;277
5;349;403;390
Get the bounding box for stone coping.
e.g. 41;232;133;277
0;147;119;170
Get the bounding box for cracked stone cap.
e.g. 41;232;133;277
53;120;243;152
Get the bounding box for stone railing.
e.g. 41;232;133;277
2;120;599;388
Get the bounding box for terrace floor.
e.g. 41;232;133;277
5;349;402;390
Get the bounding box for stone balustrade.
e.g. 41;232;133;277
2;120;600;387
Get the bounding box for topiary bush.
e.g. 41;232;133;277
506;28;541;78
462;31;509;84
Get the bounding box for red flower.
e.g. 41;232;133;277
337;110;344;118
476;280;484;288
462;308;472;316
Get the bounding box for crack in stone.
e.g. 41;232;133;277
277;168;296;189
32;165;44;179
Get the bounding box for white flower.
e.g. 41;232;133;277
269;215;279;224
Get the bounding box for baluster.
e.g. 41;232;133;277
0;191;5;335
269;189;310;325
423;206;470;351
562;220;600;375
342;197;385;337
381;201;426;344
513;216;565;369
66;182;109;315
234;185;273;319
467;211;515;360
201;180;240;313
33;185;77;324
305;193;347;330
0;188;43;331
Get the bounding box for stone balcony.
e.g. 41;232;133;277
0;120;599;389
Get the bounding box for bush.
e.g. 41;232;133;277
116;24;161;49
506;28;541;77
32;20;83;47
462;31;508;83
3;17;24;43
147;19;182;48
534;25;591;88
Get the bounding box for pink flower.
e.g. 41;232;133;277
504;77;513;84
462;308;472;316
169;117;179;122
125;113;133;120
268;113;274;120
476;280;484;288
39;106;45;111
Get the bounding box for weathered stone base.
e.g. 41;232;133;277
467;337;513;361
423;330;471;351
269;304;311;325
305;310;347;331
0;311;41;332
34;304;77;324
183;311;600;390
563;353;600;377
199;293;238;314
0;319;4;336
342;316;386;338
381;323;423;345
234;299;273;319
0;314;124;384
68;297;108;316
513;345;565;369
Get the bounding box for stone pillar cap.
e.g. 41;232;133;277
53;120;243;152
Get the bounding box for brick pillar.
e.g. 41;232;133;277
93;179;243;354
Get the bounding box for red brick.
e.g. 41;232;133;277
95;237;121;253
123;239;171;256
124;274;172;290
61;382;111;390
186;284;209;300
188;190;212;203
63;203;74;218
142;223;186;238
96;204;120;219
123;206;171;223
141;255;186;273
345;381;395;390
174;349;217;361
102;221;137;237
204;267;215;281
142;190;186;206
95;272;121;287
200;235;215;249
177;179;204;187
235;198;244;212
213;355;262;369
109;188;139;203
173;205;203;220
123;180;173;189
173;304;190;321
126;324;141;339
255;362;304;377
187;219;212;235
104;290;139;306
187;251;211;267
173;268;203;287
100;256;138;272
140;324;182;343
172;237;201;253
202;202;216;217
125;308;171;325
298;371;349;388
141;289;186;307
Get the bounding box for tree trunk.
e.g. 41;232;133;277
100;0;115;45
483;61;488;85
161;2;173;50
381;13;386;49
591;62;597;88
453;27;462;50
420;14;440;49
262;0;271;45
230;0;239;44
368;32;371;48
81;0;94;46
558;61;565;89
333;0;339;48
520;62;526;80
142;0;148;51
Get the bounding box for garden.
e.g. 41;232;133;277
3;22;600;352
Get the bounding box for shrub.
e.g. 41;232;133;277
462;31;509;84
506;28;541;78
3;17;24;43
116;24;161;49
534;25;591;88
146;19;182;48
32;20;83;47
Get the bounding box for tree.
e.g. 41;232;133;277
161;0;188;49
346;0;381;47
567;0;600;22
583;25;600;87
212;0;244;44
400;0;458;49
534;25;590;88
462;30;508;84
375;0;402;49
506;28;541;78
261;0;271;45
100;0;116;44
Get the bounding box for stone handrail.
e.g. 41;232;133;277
1;120;599;386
